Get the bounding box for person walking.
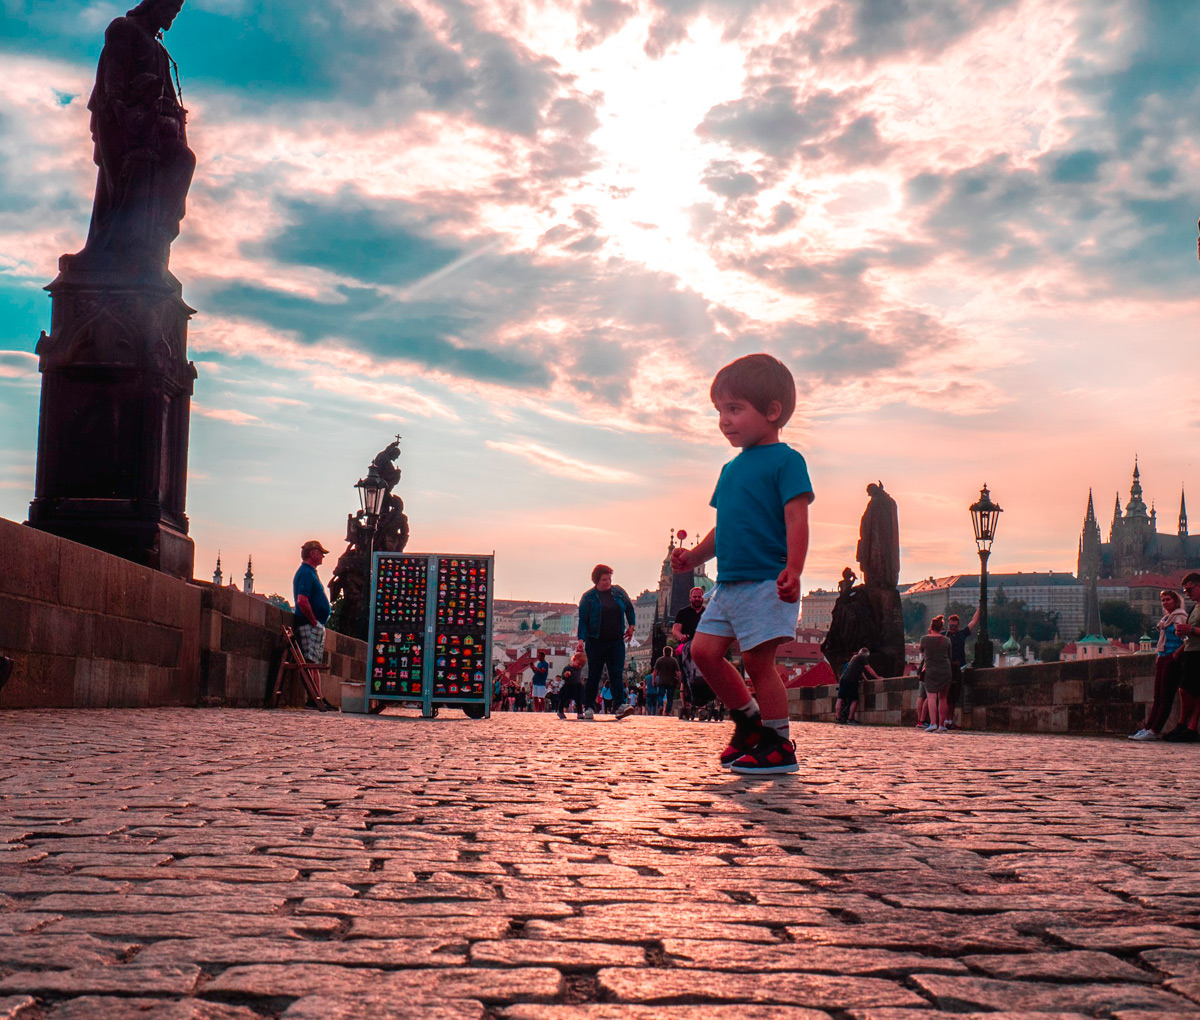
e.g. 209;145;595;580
1131;589;1188;740
919;616;954;732
669;353;814;774
529;651;549;713
654;648;681;717
577;565;637;720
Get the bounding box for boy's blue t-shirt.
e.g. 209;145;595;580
709;442;813;582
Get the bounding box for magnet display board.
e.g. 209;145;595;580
366;552;494;717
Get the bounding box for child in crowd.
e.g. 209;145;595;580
557;652;587;720
671;354;813;774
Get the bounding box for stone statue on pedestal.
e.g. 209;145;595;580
29;0;199;579
329;441;411;640
74;0;196;274
822;482;907;679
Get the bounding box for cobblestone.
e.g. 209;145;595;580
0;708;1198;1017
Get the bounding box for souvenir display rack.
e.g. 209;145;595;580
366;552;494;718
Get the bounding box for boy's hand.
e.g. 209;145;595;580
776;566;800;604
671;547;692;572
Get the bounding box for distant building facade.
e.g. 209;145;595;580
800;588;838;632
902;572;1085;640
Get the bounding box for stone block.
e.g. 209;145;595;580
198;609;221;653
0;596;34;653
29;604;94;658
223;654;270;705
1054;679;1084;705
74;658;110;707
200;650;227;703
1117;652;1155;681
0;518;60;603
56;544;108;613
222;619;273;659
246;594;268;628
104;554;153;621
148;569;186;628
107;660;151;707
2;653;74;708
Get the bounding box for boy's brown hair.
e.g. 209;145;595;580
710;353;796;426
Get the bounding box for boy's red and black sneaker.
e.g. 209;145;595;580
720;708;766;769
729;732;799;775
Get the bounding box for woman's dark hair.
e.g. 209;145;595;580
930;615;945;633
710;353;796;426
591;563;613;585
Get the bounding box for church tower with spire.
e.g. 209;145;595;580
212;552;222;587
1179;488;1190;561
243;556;254;596
1080;462;1200;584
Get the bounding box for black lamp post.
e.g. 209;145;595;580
969;484;1003;669
354;463;388;638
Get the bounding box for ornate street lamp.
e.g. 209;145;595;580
969;484;1003;668
355;464;388;520
354;463;388;636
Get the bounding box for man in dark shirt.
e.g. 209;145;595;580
836;647;879;724
672;587;707;642
945;608;980;728
673;587;708;713
654;650;681;716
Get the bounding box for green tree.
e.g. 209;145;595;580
519;620;529;631
902;600;928;638
1100;600;1147;641
1037;641;1064;662
266;593;291;613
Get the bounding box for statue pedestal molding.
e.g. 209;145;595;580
28;259;197;580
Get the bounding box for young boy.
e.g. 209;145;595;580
557;652;587;720
671;353;813;774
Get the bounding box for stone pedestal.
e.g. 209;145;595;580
864;584;906;679
28;257;197;580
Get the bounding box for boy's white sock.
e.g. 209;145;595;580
764;718;790;741
734;696;759;717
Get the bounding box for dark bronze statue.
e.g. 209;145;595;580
329;440;411;639
28;0;199;577
822;482;906;679
856;481;900;589
73;0;195;273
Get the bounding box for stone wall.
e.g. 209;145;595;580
0;517;366;710
787;653;1174;735
196;580;366;709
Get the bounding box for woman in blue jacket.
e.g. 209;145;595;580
577;564;637;720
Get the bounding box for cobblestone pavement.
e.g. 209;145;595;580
1;709;1199;1020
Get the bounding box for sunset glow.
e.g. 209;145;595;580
0;0;1197;603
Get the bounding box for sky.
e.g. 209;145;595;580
0;0;1197;605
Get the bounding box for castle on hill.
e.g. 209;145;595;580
1077;460;1198;584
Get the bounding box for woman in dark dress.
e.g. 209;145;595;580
919;616;953;732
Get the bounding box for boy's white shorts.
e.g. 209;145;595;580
695;580;799;652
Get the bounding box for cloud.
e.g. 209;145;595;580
192;404;265;427
485;439;638;483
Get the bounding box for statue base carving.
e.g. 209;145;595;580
28;258;197;580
